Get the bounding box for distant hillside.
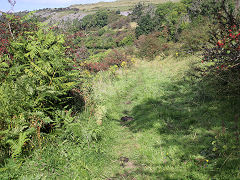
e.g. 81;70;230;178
71;0;179;12
17;0;178;25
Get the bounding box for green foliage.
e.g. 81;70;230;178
202;0;240;94
91;56;240;179
135;14;155;38
179;17;210;52
135;33;168;60
134;1;190;40
0;15;79;161
85;35;117;49
130;2;145;21
6;129;34;158
119;33;135;46
109;16;130;29
80;10;109;30
1;1;239;179
155;1;189;41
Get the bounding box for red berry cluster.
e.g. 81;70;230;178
216;25;240;49
203;23;240;72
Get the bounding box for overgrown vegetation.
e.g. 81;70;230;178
0;0;239;179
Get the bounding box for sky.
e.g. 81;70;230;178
0;0;115;12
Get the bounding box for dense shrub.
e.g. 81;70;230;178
119;33;135;46
133;1;190;40
0;14;37;58
108;16;131;29
155;1;189;41
85;36;117;49
84;62;109;73
202;0;240;93
135;33;169;60
84;49;130;73
130;2;145;21
135;14;155;38
113;31;135;47
179;17;210;53
80;10;109;30
75;46;90;62
0;14;79;160
104;49;130;66
64;31;86;61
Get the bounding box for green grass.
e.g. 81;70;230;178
91;56;240;179
2;56;239;179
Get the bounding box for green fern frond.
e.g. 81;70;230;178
30;61;48;77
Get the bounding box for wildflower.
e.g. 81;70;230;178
121;61;127;67
176;52;179;56
206;159;209;162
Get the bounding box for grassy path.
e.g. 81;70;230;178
93;57;202;179
6;56;238;179
92;57;239;179
1;55;238;180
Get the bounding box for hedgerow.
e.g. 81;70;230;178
0;13;80;162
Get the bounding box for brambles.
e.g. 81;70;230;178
105;49;130;67
84;49;131;73
202;0;240;94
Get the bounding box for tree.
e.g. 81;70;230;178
135;14;155;38
80;10;109;30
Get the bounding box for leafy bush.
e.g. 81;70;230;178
75;46;90;62
64;31;86;61
135;14;155;38
84;49;131;73
104;49;130;66
202;0;240;93
0;14;79;160
84;62;109;73
133;1;190;40
85;35;117;50
113;31;136;47
80;10;109;30
155;1;189;41
108;16;131;29
179;17;210;53
119;33;135;46
130;2;145;21
135;33;169;60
